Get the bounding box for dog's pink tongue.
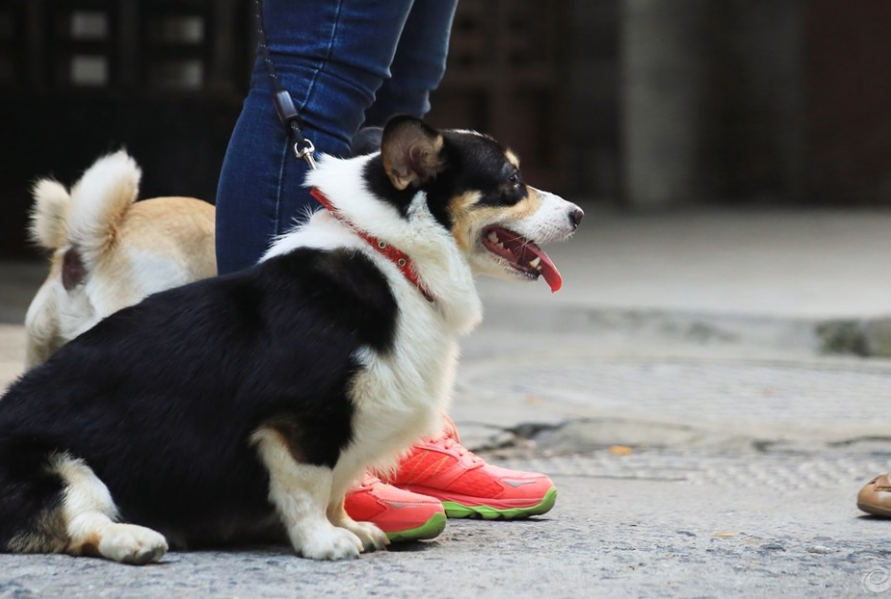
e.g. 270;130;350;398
521;244;563;293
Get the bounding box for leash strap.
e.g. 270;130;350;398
253;0;317;170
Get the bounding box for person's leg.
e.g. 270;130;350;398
363;0;459;126
215;0;415;274
216;2;449;542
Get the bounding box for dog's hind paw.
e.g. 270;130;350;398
97;523;168;565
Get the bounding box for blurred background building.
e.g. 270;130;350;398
0;0;889;258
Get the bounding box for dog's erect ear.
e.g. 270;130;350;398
381;116;444;191
350;127;383;157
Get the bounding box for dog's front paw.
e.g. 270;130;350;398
343;520;389;552
299;525;363;560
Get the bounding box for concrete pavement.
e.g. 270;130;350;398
1;208;891;597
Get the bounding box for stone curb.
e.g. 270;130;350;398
817;317;891;357
480;302;891;358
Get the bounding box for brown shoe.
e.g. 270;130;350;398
858;473;891;517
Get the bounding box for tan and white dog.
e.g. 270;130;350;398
24;151;216;369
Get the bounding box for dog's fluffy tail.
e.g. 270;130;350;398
29;179;70;251
30;151;141;267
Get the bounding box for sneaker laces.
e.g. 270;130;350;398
356;472;385;491
425;415;485;466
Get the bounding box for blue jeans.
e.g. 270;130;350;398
215;0;459;274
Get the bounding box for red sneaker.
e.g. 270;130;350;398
344;473;446;542
388;416;557;519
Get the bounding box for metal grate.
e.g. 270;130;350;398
142;0;212;90
50;1;116;88
0;0;246;94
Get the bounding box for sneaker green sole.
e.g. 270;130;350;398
441;487;557;520
385;512;447;543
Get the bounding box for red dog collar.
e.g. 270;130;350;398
310;187;434;303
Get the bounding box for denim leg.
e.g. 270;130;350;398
215;0;415;274
363;0;459;126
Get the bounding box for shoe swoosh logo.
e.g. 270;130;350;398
505;480;537;488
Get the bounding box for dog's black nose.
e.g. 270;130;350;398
569;208;584;229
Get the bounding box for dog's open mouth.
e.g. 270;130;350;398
482;226;563;292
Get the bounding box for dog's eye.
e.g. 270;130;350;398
509;173;522;188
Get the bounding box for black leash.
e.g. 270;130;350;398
253;0;317;170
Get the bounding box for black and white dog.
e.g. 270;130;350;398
0;116;582;563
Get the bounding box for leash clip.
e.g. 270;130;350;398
264;31;317;170
294;139;317;170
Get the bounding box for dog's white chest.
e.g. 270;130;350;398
347;307;458;462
